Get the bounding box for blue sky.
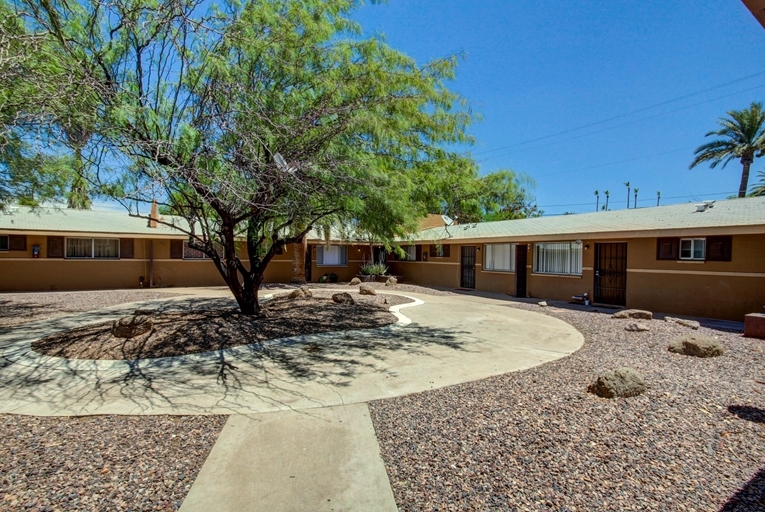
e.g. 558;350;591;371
350;0;765;215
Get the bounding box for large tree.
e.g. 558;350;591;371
690;102;765;198
13;0;473;314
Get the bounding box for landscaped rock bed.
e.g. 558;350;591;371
370;303;765;511
32;291;411;360
0;414;226;511
0;290;185;329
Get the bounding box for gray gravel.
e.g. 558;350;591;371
0;290;186;328
274;281;460;296
370;302;765;511
0;414;227;511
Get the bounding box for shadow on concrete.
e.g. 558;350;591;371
0;296;468;414
728;405;765;424
719;466;765;511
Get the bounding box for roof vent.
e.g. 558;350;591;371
703;200;715;208
695;204;707;212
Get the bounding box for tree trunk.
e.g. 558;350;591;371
291;235;307;284
739;153;753;198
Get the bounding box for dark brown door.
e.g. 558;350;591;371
460;246;476;289
515;244;527;297
594;242;627;306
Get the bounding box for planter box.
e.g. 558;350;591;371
355;274;377;282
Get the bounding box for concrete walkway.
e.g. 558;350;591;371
0;287;584;511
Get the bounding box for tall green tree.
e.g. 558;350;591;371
16;0;474;314
690;102;765;198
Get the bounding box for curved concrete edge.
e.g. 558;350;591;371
0;291;425;373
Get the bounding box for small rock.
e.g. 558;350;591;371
588;367;647;398
538;301;548;307
288;287;312;299
625;322;650;332
350;277;361;286
668;334;724;358
665;316;700;330
611;309;653;320
359;284;377;296
332;292;355;305
112;315;153;338
385;277;398;287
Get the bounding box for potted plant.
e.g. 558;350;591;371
357;262;388;282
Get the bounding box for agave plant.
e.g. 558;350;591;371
359;262;389;276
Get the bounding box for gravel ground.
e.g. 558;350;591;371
0;290;185;329
0;414;227;511
370;303;765;511
32;291;410;360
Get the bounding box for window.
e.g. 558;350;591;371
429;244;451;258
183;241;209;259
403;245;417;261
680;238;705;260
0;235;7;251
66;238;119;259
316;245;348;266
534;241;582;275
484;243;516;271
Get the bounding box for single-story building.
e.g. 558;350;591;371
382;197;765;321
1;197;764;321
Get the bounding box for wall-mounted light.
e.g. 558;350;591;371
584;244;590;250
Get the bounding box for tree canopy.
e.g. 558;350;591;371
5;0;489;313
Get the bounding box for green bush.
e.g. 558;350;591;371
359;262;388;276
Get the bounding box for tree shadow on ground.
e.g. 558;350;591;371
0;296;469;414
719;466;765;511
728;405;765;424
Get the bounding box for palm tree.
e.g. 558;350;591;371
690;102;765;198
594;190;599;212
633;188;638;208
624;182;630;209
604;190;610;211
656;191;661;206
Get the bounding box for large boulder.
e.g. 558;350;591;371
112;315;153;339
611;309;653;320
332;292;355;305
350;277;361;286
668;334;724;358
359;284;377;296
385;276;397;287
665;316;700;330
588;367;647;398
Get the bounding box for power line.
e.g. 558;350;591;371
475;69;765;156
532;145;696;179
481;82;765;162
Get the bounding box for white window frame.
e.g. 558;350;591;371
183;241;210;260
316;245;348;266
65;237;120;259
403;245;417;261
533;241;582;276
0;235;8;251
680;238;705;261
483;243;516;272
